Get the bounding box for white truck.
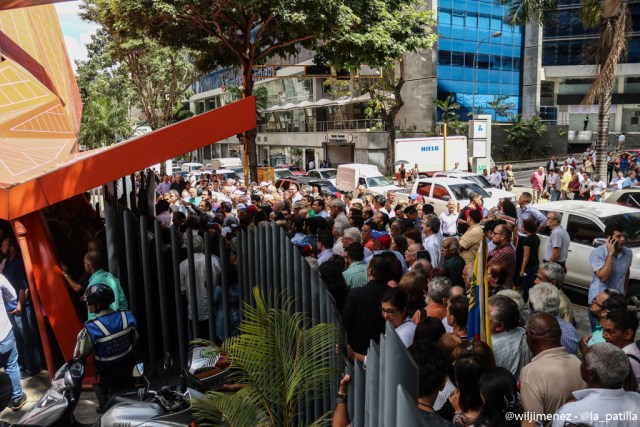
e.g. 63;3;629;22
336;164;400;196
395;136;468;173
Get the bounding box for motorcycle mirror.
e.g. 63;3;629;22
133;363;145;377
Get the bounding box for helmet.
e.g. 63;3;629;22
84;284;115;307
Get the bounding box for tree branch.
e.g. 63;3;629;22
256;34;318;61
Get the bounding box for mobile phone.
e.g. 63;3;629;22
416;250;431;262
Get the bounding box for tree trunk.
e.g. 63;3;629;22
242;64;258;184
596;90;610;181
384;63;405;176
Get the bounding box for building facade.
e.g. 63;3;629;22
538;0;640;136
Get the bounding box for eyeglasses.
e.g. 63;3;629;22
590;298;605;309
380;307;400;315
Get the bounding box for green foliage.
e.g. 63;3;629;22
79;96;132;149
81;1;201;129
487;95;516;122
193;288;340;427
495;0;559;26
502;116;549;160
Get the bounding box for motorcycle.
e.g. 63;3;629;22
17;345;229;427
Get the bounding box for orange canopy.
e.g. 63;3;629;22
0;1;72;9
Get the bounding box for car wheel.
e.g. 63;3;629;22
627;283;640;320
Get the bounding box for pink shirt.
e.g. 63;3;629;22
530;172;546;191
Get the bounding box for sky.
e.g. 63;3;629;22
55;1;99;68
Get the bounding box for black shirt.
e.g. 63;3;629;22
341;279;390;354
516;234;540;273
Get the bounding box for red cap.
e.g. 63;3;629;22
377;234;392;249
247;205;258;214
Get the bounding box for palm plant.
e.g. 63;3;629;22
193;288;340;427
497;0;632;180
79;96;132;149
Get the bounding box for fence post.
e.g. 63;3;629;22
139;215;156;372
185;230;200;339
204;233;216;343
123;210;138;317
153;220;170;356
170;225;186;370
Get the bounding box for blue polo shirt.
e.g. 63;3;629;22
588;245;632;302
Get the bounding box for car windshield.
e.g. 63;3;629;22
463;175;492;188
320;170;337;179
602;213;640;247
276;170;294;178
367;176;392;187
448;183;490;200
289;166;301;172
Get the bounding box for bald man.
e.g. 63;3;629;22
519;313;586;426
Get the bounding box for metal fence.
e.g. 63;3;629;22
346;323;426;427
100;173;424;425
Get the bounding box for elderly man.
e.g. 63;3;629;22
459;210;483;264
489;166;502;188
520;313;585;426
405;242;425;270
534;262;575;325
552;343;640;427
422;214;442;267
342;243;368;289
331;218;350;256
602;308;640;387
516;192;546;238
487;224;516;288
588;223;632;330
529;283;580;355
529;168;546;204
489;294;531;378
413;276;451;323
543;211;569;268
441;237;465;288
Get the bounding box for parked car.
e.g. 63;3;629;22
431;171;516;202
396;177;499;215
274;164;306;176
306;168;337;185
532;201;640;306
274;168;295;180
275;177;338;195
605;189;640;209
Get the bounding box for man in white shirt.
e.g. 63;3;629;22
289;185;303;204
617;132;626;151
553;342;640;427
439;201;459;237
590;175;606;202
489;166;502;188
452;162;462;172
609;171;625;190
422;214;442;267
547;169;561;201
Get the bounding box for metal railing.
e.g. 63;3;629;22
257;119;386;133
101;176;423;424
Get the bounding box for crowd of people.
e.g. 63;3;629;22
154;166;640;426
529;150;638;204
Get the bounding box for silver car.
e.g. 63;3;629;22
533;201;640;310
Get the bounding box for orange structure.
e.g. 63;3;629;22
0;2;257;376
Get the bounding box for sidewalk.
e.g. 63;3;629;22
0;372;99;424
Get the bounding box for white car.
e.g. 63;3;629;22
532;201;640;304
306;168;337;186
605;189;640;209
409;177;500;215
274;168;295;179
432;171;516;203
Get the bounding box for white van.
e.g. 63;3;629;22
209;158;242;170
336;164;400;196
181;162;204;172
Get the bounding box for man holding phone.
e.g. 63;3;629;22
588;223;632;330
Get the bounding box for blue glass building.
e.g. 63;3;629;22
436;0;524;122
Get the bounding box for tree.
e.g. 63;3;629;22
79;96;132;149
84;0;435;183
503;116;549;160
81;1;201;131
434;95;468;136
488;95;517;122
497;0;632;181
193;288;339;426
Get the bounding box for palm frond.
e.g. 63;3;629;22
496;0;558;26
204;287;339;427
583;2;631;104
580;0;601;29
193;388;270;427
